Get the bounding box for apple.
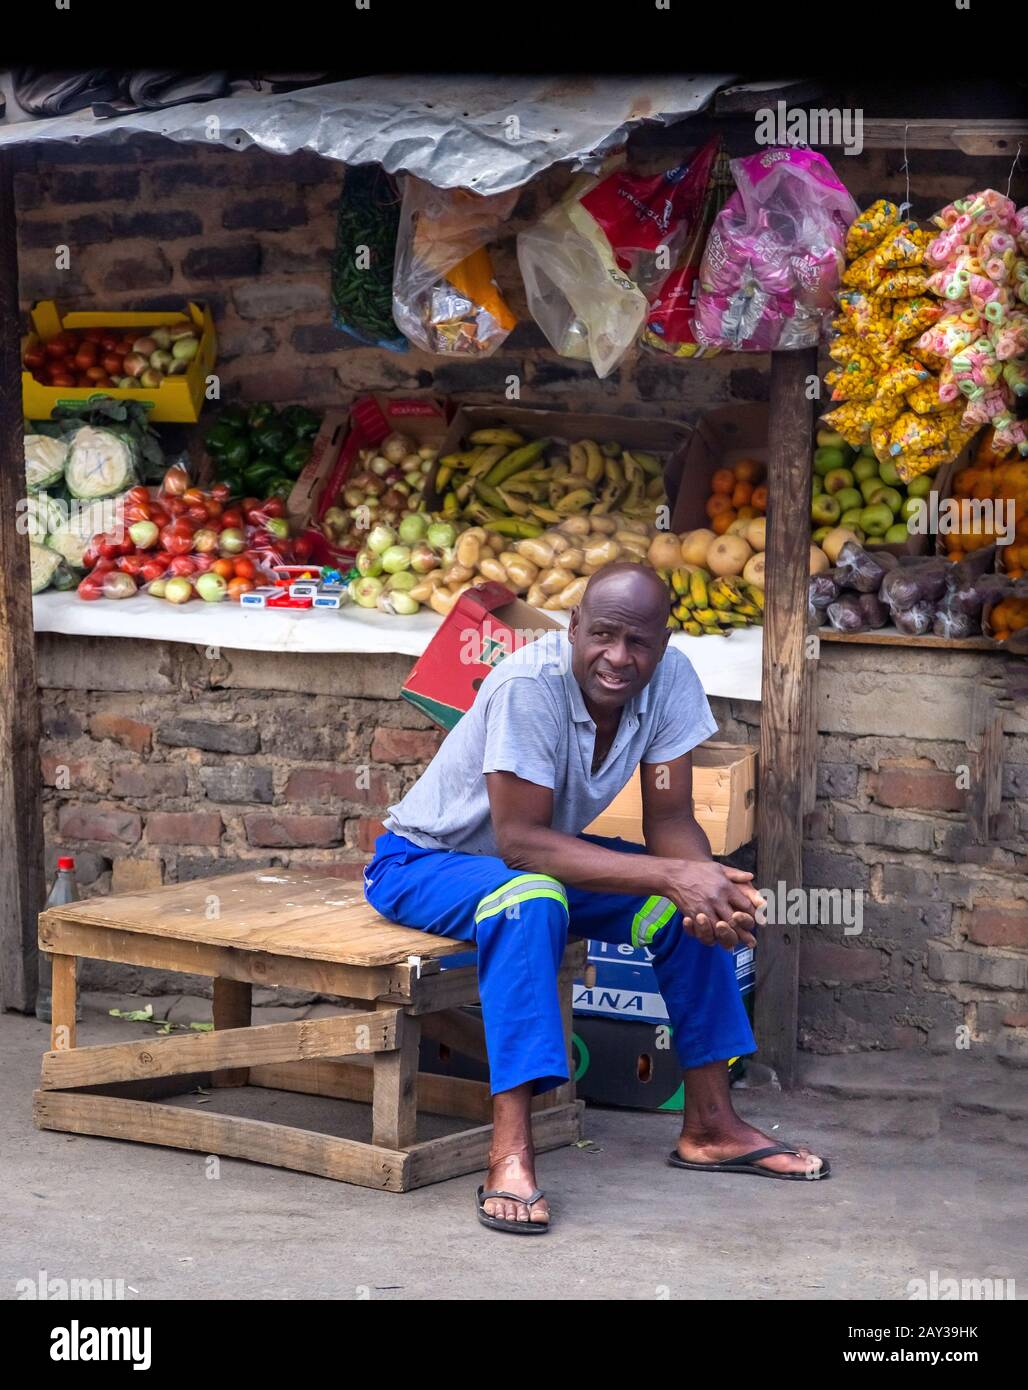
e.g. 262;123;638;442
878;458;901;486
122;352;148;378
860;503;895;537
148;578;167;599
835;487;864;513
217;527;246;554
814;446;846;476
816;429;847;449
812;525;832;545
884;523;910;544
149;349;174;373
823;467;856;494
860;475;885;502
907;474;934;498
128;519;159;549
840;507;865;529
869;485;903;515
151;326;172;350
139;368;162;388
164;576;193;604
171;336;199;363
811;493;842;526
132;336;158;357
900;496;924;523
195;572;228;603
853;456;879;483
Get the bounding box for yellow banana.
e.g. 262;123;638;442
529;504;563;524
600;440;622;458
496;487;531;516
489;517;544;538
683;620;703;637
689;571;708;608
469;428;524;447
632;450;663;477
709;585;733;611
693;607;719;625
745;583;766;610
569;443;588;477
434;465;454;491
583;440;605;484
646;476;666;500
702;624;729;637
621;451;642;484
555;488;594;515
468;445;509;479
604;455;625;486
670;568;691;597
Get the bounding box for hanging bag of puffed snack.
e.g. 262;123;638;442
693;146;858;351
392;176;518;356
637;140;732;358
517;151;704;378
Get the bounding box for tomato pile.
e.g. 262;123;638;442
77;465;313;604
23;324;201;391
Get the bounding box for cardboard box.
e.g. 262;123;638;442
574;939;755;1026
401;582;562;729
584;741;757;856
424;403;692;513
666;403;768;534
286;409;350;529
22;300;217;424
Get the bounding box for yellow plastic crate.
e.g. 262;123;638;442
22;300;218;423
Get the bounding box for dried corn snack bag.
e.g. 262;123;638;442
837;289;875;334
845;199;901;260
876;267;930;298
870;423;893;464
827;332;860;365
879;354;931;399
871;225;928;274
866;391;906;427
890;296;941;342
890;410;946;455
894;447;950;483
842;247;883;290
821;401;871;447
828;351;878;401
906;378;947;414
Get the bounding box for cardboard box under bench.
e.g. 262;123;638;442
584;741;757;856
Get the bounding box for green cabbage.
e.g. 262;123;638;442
64;426;138;500
47;497;121;570
24;435;68;491
20;492;64;544
29;542;62;594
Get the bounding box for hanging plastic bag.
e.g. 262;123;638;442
641;140;733;359
693;146;858;352
392;177;517;356
331;165;407;352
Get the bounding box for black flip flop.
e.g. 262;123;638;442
667;1143;832;1181
476;1185;550;1234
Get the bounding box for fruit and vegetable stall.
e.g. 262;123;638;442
1;77;1026;1084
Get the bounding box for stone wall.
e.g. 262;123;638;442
36;634;1028;1064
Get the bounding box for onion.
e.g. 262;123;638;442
356;548;383;577
381;544;412;574
103;571;138;600
410;541;440;574
381;432;414;465
399;513;428;544
353;577;385;608
381;487;408;511
370;456;392;477
386;570;417;592
427;522;457;550
342;485;365;508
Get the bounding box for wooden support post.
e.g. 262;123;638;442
755;348;818;1089
0;149;45;1013
211;978;251;1088
372;1005;420;1150
50;954;77;1053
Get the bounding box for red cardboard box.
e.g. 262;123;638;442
401;583;562;729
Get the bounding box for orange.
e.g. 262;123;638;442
736;505;758;521
731;481;754;508
947;549;965;563
710;468;736;495
733;458;763;484
711;509;738;534
705;493;734;519
952;468;976;496
751;484;768;512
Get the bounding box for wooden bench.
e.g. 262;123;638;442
34;869;585;1192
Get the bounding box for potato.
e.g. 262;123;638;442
539;565;576;596
559;516;591;537
584;540;621;568
503;558;539;592
409;577;442;601
443;561;474;584
590;515;617;535
526;582;547;607
548;532;571;554
478;558;508;584
555;576;589;608
456;533;482;568
429;587;458;616
517;539;555;569
615;529;649;552
560;546;584;572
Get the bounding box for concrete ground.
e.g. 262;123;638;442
2;996;1026;1301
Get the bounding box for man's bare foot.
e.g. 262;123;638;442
676;1120;825;1177
482;1145;550;1225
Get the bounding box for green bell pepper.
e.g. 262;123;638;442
216;470;244;498
205;421;242;455
281;441;312;477
281;405;321;440
265;474;294;500
217;405;248;431
243;457;280;491
251;425;291;457
221;435;252;471
246;402;278;432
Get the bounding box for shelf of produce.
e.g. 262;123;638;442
818;628;997;651
32;591;764;700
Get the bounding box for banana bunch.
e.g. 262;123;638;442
662;567;764;636
433;429;667;538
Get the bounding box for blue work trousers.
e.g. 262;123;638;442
364;829;756;1097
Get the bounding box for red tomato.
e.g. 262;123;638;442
91;373;112;388
182;487;206;506
191;553;214;573
77;575;105;601
240;497;262;518
123;500;152;524
261;496;286;518
161;464;189;497
91;558;116;576
248;529;272;548
186;504;209;525
23;346;46;370
210;482;231;503
118;554;146;576
84;365;107;382
83;327;105;344
74;344;97;371
95;533;121;559
167;555;196;576
45;340;68;360
293;536;313;562
220;507;244;530
100;334;119;352
164;497;187;518
101;354;123;376
81;544;100;570
212;558;236;580
227;578;255;602
126;486;150;506
204;500;223;521
140;558;167;582
50;373;77;388
149;504;170;528
233;557;257;581
160;525;195;556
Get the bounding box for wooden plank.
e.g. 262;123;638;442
406;1101;584;1191
643;115;1028;156
38;869;463;969
0;148;45;1013
38;918;418;1001
801;662;819;817
41;1009;399;1091
50;954;77;1054
755;348;818;1090
819;629;996;651
250;1059;494;1124
968;684;1005;844
33;1089;409;1191
419;1007;489;1064
372;1006;420;1149
548;968;578;1109
394;938;587;1015
212;978;251;1088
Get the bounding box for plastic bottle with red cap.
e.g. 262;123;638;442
35;855;82;1022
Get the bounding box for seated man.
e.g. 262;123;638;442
364;563;828;1234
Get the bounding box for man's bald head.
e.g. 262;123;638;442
568;562;672;714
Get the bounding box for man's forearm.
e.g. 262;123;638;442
499;824;680;899
643;814;713;864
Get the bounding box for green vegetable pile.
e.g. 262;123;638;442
204;403;322;499
331;165;405;349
